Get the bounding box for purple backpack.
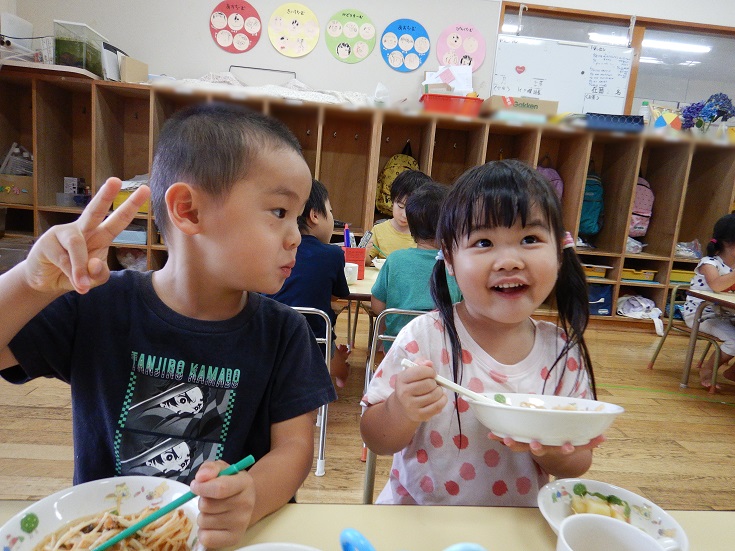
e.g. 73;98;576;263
536;166;564;200
629;177;654;238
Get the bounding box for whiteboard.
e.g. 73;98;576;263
491;35;634;115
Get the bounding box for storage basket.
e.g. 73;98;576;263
670;269;695;283
621;268;657;281
582;263;612;278
0;175;33;205
420;94;483;117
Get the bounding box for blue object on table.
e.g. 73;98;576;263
344;224;352;248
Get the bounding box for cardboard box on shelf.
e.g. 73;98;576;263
481;96;558;116
120;56;148;84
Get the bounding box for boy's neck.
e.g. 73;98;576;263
416;239;437;250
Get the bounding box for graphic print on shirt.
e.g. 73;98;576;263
114;350;238;483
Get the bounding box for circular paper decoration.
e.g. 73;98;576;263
380;18;430;72
325;9;376;64
210;1;262;53
436;23;486;72
268;3;320;58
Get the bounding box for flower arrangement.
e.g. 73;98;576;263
681;93;735;132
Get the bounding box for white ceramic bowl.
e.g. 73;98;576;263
557;513;666;551
539;478;688;551
468;392;623;446
0;476;198;551
371;258;386;269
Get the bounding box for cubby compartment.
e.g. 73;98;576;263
669;260;697;285
93;83;151;189
150;87;214;153
149;248;168;270
485;122;540;164
620;257;668;287
429;117;487;185
617;283;667;314
678;143;735;247
538;127;591;236
632;138;692;258
35;78;93;208
583;133;642;255
578;253;619;284
268;101;322;178
1;206;34;237
0;75;33;180
319;106;379;234
37;210;79;235
378;111;434;175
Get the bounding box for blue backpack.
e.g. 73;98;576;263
579;172;604;237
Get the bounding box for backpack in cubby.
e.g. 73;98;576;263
375;142;419;216
579;171;604;237
629;176;655;238
536;166;564;200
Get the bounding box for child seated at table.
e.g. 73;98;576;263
268;178;352;388
0;102;336;549
365;170;433;266
371;182;462;352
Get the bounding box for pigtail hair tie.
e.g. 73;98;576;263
562;231;575;250
435;249;445;261
711;238;718;244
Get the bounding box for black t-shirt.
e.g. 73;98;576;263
4;270;336;484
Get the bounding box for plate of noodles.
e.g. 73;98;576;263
0;475;198;551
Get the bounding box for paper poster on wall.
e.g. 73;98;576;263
435;23;485;72
325;9;376;64
210;1;262;53
268;3;320;58
380;18;430;73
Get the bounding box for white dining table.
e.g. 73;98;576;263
1;500;733;550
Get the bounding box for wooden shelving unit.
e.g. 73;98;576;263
3;63;735;326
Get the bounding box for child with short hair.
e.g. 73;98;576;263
682;213;735;388
0;102;336;549
365;169;433;265
371;182;462;352
269;178;352;387
361;159;600;506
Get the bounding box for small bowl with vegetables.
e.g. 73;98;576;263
467;392;624;446
538;478;688;551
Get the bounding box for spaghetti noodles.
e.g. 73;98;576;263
32;506;193;551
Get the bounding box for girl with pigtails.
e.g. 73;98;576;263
361;159;601;506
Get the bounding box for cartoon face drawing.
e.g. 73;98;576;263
327;19;342;37
211;11;227;30
382;32;397;50
160;387;204;415
446;33;462;49
271;15;285;32
388;50;404;68
244;17;261;34
336;42;351;59
442;51;459;65
289;19;300;34
404;53;420;70
145;442;191;475
460;54;473;66
278;35;290;51
343;22;359;38
414;36;430;54
233;33;251;51
228;13;244;31
398;34;414;52
304;20;319;38
294;38;307;54
360;23;375;40
354;41;369;59
216;29;233;47
463;36;479;54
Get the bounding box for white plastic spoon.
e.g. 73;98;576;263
400;358;497;406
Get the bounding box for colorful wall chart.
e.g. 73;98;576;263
210;1;262;53
268;3;320;58
436;23;486;72
325;9;376;64
380;18;430;72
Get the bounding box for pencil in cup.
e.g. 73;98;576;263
90;455;255;551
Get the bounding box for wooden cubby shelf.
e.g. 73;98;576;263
2;63;735;327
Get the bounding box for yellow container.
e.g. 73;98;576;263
112;189;149;214
621;268;657;281
670;269;695;283
582;263;612;278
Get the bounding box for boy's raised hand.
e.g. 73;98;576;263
22;178;151;295
394;359;447;423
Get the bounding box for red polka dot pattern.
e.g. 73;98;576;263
429;430;444;448
420;476;434;493
445;480;460;495
453;434;469;449
492;480;508;496
516;477;532;494
405;340;420;353
417;449;428;463
459;462;476;480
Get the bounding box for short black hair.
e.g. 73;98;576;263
405;182;448;241
150;101;302;239
390;169;433;203
298;179;329;234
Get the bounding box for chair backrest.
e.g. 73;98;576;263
362;307;425;504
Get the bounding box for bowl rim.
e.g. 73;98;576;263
537;477;689;550
469;392;625;415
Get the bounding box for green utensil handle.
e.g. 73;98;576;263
91;455;255;551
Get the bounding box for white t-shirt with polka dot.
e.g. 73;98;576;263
682;256;732;321
363;307;592;506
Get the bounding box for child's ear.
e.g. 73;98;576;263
308;208;319;225
165;182;200;235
